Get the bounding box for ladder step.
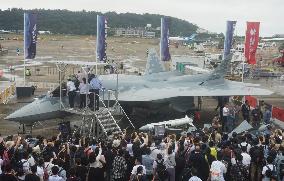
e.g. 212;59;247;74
99;118;112;124
98;115;110;119
103;123;117;128
105;127;119;132
112;130;122;135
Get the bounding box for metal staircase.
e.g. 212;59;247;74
63;90;135;138
95;107;122;136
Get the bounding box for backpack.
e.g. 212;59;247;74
265;165;277;180
156;159;168;180
210;163;222;181
231;162;249;181
239;143;248;152
43;163;50;181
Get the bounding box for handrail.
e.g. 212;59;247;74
108;90;135;129
97;94;122;133
0;82;16;104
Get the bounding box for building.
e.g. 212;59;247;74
114;27;155;38
273;34;284;38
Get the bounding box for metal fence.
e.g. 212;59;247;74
0;82;16;104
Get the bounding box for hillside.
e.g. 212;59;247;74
0;8;198;36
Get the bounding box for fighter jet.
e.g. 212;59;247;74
5;21;273;126
169;34;198;43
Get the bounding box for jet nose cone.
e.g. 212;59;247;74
5;109;22;121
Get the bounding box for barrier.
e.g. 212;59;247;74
15;81;58;91
245;95;258;108
234;95;284;128
0;82;16;104
272;106;284;122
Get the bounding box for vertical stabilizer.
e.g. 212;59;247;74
207;21;236;81
144;48;165;75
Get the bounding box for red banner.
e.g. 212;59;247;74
245;22;260;64
272;106;284;122
245;95;258;108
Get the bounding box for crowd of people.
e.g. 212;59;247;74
0;118;284;181
0;96;281;181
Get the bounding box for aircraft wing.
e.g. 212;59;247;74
116;79;273;102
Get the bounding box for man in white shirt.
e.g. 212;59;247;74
131;158;146;175
48;166;64;181
210;154;227;181
21;152;31;174
79;78;88;108
67;78;76;109
262;156;276;181
238;136;252;153
222;104;230;132
189;168;202;181
241;147;251;167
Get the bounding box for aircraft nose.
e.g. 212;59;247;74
4;99;40;122
5;109;23;121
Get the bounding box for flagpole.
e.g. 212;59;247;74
160;18;163;63
95;15;99;75
242;22;247;83
23;13;26;86
242;54;244;82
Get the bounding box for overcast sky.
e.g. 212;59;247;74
1;0;283;36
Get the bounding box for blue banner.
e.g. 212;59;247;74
96;15;107;62
223;20;236;58
24;12;38;59
160;17;171;61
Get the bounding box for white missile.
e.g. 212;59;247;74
139;115;194;131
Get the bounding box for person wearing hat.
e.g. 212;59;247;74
67;78;76;109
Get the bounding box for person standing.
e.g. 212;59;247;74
89;75;102;111
48;166;64;181
263;106;272;125
241;100;250;122
67;78;76;109
164;146;176;181
222;104;230;132
251;106;262;127
112;149;127;181
188;145;210;181
197;96;202;110
79;78;88;109
25;165;40;181
16;47;20;56
142;148;154;180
